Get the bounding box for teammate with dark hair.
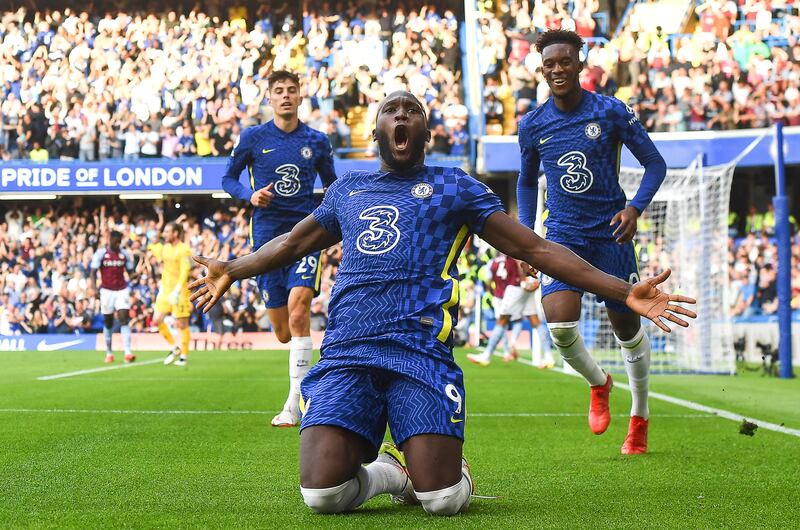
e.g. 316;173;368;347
223;70;337;427
518;29;669;454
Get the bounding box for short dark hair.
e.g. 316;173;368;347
109;230;122;244
168;221;184;238
535;29;584;55
267;70;300;89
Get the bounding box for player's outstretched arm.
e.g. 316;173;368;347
189;215;341;313
480;212;697;332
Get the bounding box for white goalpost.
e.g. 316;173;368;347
536;158;736;374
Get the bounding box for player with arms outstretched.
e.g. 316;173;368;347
191;91;694;515
223;70;337;427
517;30;669;454
148;222;193;367
90;230;136;363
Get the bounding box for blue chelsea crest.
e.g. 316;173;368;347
300;146;313;159
411;182;433;199
584;122;601;139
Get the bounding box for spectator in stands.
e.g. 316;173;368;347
123;124;141;161
29;142;48;162
429;123;452;155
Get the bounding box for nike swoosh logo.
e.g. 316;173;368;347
37;339;86;351
539;135;554;145
262;148;276;154
348;189;367;196
300;275;313;280
450;417;463;424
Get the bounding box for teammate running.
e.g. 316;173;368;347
222;70;337;427
517;30;669;453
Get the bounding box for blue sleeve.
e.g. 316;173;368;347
613;100;667;214
124;250;135;271
458;171;505;234
315;134;337;187
312;178;342;237
90;248;104;271
222;129;255;202
516;119;541;230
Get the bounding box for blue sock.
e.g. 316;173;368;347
509;320;524;347
537;325;552;353
485;324;507;355
103;327;113;354
121;325;132;355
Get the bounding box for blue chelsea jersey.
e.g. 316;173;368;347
222;121;337;243
518;90;662;240
312;165;504;364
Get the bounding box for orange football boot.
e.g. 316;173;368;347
589;373;613;434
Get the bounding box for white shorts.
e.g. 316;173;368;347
499;285;539;320
100;288;131;314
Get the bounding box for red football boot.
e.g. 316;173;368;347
589;373;613;434
621;415;649;455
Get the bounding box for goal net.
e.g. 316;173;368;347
537;158;736;374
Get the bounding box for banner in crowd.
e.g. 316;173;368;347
0;334;97;352
0;156;469;196
481;126;800;172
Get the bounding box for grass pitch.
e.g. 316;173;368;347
1;348;798;529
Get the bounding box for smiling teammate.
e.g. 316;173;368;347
191;90;694;515
223;70;337;427
517;30;669;454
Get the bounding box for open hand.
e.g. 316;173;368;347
188;255;233;313
610;205;640;244
626;269;697;332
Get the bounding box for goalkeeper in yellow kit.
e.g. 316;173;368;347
149;222;193;366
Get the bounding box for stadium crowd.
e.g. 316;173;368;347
0;197;788;336
479;0;800;134
0;2;469;162
0;199;345;335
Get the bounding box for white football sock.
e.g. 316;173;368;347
548;322;606;386
300;463;406;514
415;474;472;516
286;336;313;410
616;327;651;419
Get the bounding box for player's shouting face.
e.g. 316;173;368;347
268;78;301;120
373;91;430;172
541;42;583;99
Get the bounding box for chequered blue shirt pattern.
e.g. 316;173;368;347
312;165;504;375
519;90;652;240
223;120;336;244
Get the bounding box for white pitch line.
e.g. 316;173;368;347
0;408;710;419
37;359;162;380
536;362;800;438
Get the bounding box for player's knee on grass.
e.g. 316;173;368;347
416;475;472;516
103;313;115;329
548;321;580;349
300;480;359;514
